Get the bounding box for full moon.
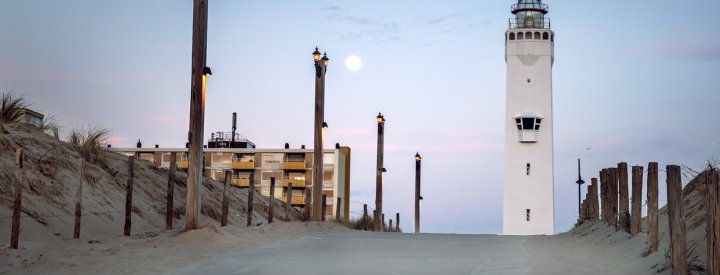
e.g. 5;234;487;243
345;55;362;71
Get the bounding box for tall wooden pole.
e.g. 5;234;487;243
10;149;23;249
186;0;209;231
630;165;643;235
600;169;608;223
617;162;630;232
665;165;688;274
374;113;385;231
166;152;176;230
124;156;135;236
247;172;255;227
590;178;599;221
221;171;230;226
363;204;368;231
304;188;311;221
312;48;328;221
647;162;659;253
335;197;341;221
74;159;85;239
286;183;292;221
396;212;400;232
415;152;421;234
321;194;327;221
609;167;618;228
269;177;275;223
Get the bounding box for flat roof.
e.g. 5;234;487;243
111;148;347;154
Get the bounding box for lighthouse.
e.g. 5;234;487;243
502;0;555;235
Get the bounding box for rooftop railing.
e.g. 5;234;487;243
508;18;551;29
511;3;548;14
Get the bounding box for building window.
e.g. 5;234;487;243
526;209;531;221
526;163;531;175
534;32;540;40
514;114;543;143
542;32;549;40
517;32;524;40
525;31;532;39
509;32;515;40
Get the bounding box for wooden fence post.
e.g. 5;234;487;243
396;212;400;232
221;171;230;227
166;152;176;230
363;204;368;231
247;172;255;227
707;168;719;274
268;177;275;223
335;197;342;221
630;165;643;235
304;187;312;221
286;183;292;221
618;163;630;232
74;159;85;239
647;162;659;253
600;169;608;223
382;213;385;232
321;194;327;221
591;178;599;221
124;156;134;236
666;165;688;274
10;149;24;249
609;167;619;228
389;219;393;232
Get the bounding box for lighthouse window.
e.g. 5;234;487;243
543;32;549;40
526;163;531;175
517;32;524;40
534;32;540;40
515;118;522;130
534;118;542;130
526;209;531;221
509;33;515;40
525;32;532;39
521;118;535;130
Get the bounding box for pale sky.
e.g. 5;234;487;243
2;0;719;234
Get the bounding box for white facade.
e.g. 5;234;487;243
502;0;555;235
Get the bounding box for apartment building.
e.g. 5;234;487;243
113;144;351;221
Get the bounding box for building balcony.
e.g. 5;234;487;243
280;196;305;205
231;161;255;170
282;161;306;170
179;160;189;169
282;178;306;188
231;178;251;187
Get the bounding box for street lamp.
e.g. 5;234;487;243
375;112;386;231
415;152;422;234
576;158;585;217
312;47;329;221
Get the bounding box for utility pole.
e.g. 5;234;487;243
415;152;422;234
374;113;385;231
186;0;210;230
311;48;329;221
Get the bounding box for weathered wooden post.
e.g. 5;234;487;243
247;172;255;227
617;163;630;232
124;156;135;236
590;178;599;221
186;0;210;231
166;152;176;230
630;165;643;235
286;183;292;221
304;187;312;221
415;152;422;234
396;212;400;232
363;204;368;231
335;197;341;221
268;177;275;223
74;159;85;239
389;219;393;232
666;165;688;274
311;48;328;222
10;149;24;249
375;113;386;231
647;162;659;253
221;171;230;226
609;167;619;228
600;169;608;223
321;194;327;221
382;213;385;232
707;168;719;274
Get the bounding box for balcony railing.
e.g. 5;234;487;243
508;18;550;29
282;178;306;187
231;160;255;170
282;161;306;170
511;3;548;14
231;178;251;187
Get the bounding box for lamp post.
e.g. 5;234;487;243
312;47;329;221
576;158;585;217
374;113;385;231
186;0;210;231
415;152;421;234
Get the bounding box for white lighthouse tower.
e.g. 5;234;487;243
503;0;555;235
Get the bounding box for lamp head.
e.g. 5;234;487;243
381;168;387;173
415;152;422;161
203;66;212;76
312;47;322;62
322;122;328;128
377;113;385;124
321;52;329;66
